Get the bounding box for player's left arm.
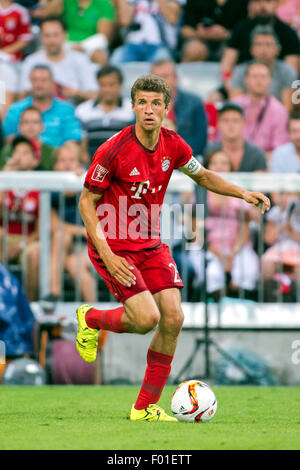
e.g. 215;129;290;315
178;156;271;214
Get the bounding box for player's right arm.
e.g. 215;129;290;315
78;188;136;287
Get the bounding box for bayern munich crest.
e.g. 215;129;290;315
161;156;171;172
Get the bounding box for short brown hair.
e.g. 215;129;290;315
131;75;171;108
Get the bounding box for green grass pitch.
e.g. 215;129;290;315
1;385;300;450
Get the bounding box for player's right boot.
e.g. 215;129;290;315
130;404;178;422
76;304;99;363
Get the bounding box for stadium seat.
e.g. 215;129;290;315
119;62;151;98
176;62;222;100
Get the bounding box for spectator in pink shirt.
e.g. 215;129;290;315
276;0;300;35
233;61;289;159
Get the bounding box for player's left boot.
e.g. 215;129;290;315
76;304;99;363
130;404;178;422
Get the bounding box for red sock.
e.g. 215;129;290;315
134;349;173;410
85;306;127;333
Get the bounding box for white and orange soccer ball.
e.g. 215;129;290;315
171;380;217;423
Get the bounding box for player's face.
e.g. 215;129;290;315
132;91;167;132
19;111;43;140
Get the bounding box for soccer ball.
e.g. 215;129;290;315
171;380;217;423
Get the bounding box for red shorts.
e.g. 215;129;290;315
88;243;183;303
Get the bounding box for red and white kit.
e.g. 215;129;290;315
84;124;193;302
0;3;32;61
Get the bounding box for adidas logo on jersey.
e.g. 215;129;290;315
129;167;140;176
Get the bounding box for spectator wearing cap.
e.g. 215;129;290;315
75;65;135;160
232;61;289;158
205;102;267;172
3;65;83;147
230;25;298;112
0;106;56;170
150;59;207;156
270;110;300;173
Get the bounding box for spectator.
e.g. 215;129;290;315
180;38;208;63
0;106;57;170
206;102;267;172
181;0;249;62
233;61;289;158
19;17;99;102
0;262;36;360
221;0;300;85
0;61;18;119
204;149;260;297
33;0;116;66
75;65;135;159
262;194;300;292
230;25;297;112
276;0;300;35
3;65;83;147
270;110;300;172
110;0;183;63
0;136;43;300
0;0;32;62
175;150;260;299
44;142;96;305
150;59;207;156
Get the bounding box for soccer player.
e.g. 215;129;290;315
76;75;270;422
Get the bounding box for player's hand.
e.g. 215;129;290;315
243;191;271;214
103;253;136;288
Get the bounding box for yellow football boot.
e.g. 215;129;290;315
76;304;99;363
130;404;178;422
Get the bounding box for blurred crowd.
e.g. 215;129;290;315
1;0;300;305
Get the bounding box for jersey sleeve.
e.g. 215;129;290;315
174;135;193;169
84;145;117;195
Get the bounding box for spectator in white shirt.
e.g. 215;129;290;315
75;65;135;160
270;110;300;173
111;0;185;63
19;16;98;103
0;61;18;119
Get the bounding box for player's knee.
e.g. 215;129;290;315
136;311;160;334
162;307;184;336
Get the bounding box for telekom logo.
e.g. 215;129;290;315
0;80;5;105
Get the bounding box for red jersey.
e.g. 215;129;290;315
1;190;39;235
0;3;32;61
84;125;192;253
